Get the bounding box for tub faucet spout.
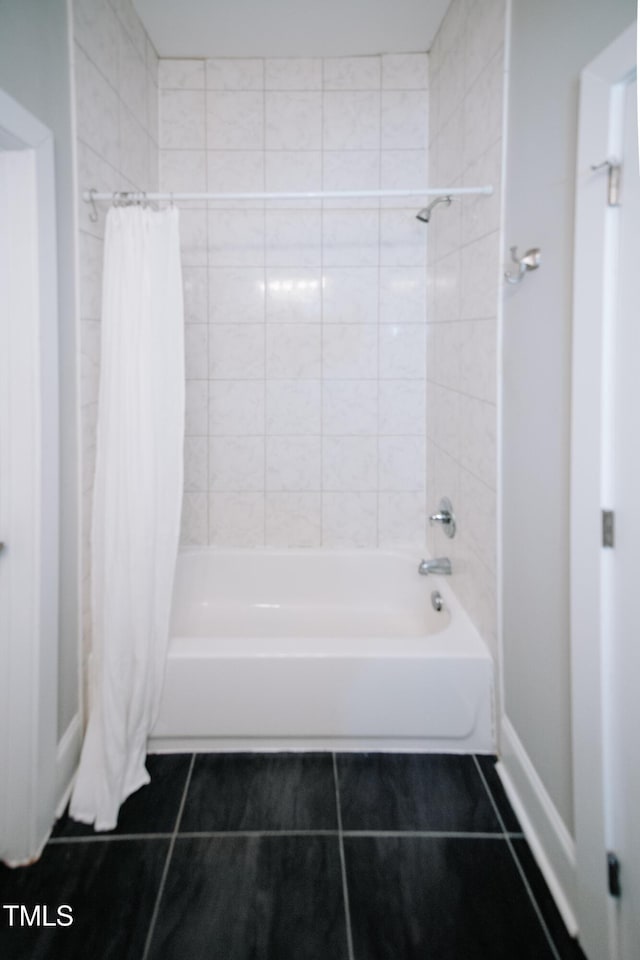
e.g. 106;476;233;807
418;557;452;576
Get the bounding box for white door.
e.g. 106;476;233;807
570;23;638;960
606;71;640;960
0;90;59;865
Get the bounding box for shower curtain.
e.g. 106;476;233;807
70;205;184;831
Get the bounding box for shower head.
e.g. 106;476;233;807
416;195;453;223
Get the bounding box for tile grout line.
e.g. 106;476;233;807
47;827;526;844
333;753;355;960
140;752;196;960
473;756;562;960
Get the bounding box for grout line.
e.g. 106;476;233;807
47;833;173;844
333;753;355;960
473;756;562;960
140;753;196;960
47;827;526;844
343;830;517;839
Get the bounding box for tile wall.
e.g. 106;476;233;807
426;0;506;660
157;54;430;548
73;0;159;673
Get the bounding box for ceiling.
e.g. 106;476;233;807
134;0;450;59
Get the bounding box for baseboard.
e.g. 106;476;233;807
55;714;82;816
498;716;578;937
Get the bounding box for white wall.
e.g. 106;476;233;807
72;0;159;693
426;0;507;664
502;0;636;839
0;0;79;747
159;54;431;549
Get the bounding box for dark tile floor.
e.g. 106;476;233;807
0;752;587;960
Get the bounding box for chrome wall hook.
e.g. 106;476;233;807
88;188;99;223
504;245;541;285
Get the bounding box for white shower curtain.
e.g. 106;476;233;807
70;206;184;831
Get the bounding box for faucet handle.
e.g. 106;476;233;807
428;497;456;539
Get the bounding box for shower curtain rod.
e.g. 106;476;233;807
83;185;494;204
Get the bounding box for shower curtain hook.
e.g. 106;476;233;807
88;188;99;223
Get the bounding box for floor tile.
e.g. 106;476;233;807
512;839;588;960
337;753;501;832
52;753;192;838
475;754;522;833
147;835;348;960
0;839;168;960
179;752;337;832
345;836;557;960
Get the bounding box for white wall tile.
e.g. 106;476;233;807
266;210;322;267
79;232;103;319
266;325;321;379
266;381;321;435
209;492;265;546
322;437;377;490
265;152;322;195
322;492;378;547
323;92;380;150
160;150;206;192
462;49;504;161
159;59;205;90
464;0;505;92
207;58;264;90
118;24;147;128
322;268;379;324
207;91;264;148
180;492;208;545
184;437;208;491
266;437;321;491
323;381;378;436
382;54;429;90
183;267;208;323
460;230;500;319
209;324;265;379
322;210;379;267
379;381;426;435
265;58;322;90
378;492;426;547
209;436;265;490
265;268;322;323
379;267;426;324
265;92;322;150
380;210;426;266
73;0;120;86
209;381;265;436
266;493;322;547
379;436;426;490
207;150;265;196
322;151;380;198
209;210;265;266
379;324;426;379
380;150;428;199
75;43;120;169
322;325;378;379
179;208;208;266
160;90;205;148
185;380;208;436
323;57;381;90
119;105;149;188
209;267;265;323
185;324;208;379
381;91;428;149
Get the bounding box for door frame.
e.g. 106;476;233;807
570;22;636;960
0;89;59;865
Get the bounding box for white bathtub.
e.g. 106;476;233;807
150;548;494;753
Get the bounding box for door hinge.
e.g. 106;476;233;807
607;852;621;898
602;509;615;548
591;158;621;206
